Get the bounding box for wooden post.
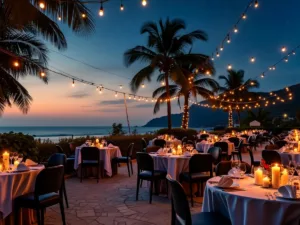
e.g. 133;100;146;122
123;94;131;134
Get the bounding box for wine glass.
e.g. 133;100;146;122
9;152;14;165
239;163;247;178
18;153;23;163
13;152;18;162
231;160;240;170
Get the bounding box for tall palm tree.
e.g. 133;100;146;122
0;7;48;114
124;18;211;130
153;64;219;129
218;69;259;126
3;0;95;50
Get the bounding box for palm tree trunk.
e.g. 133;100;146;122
228;110;233;128
165;72;172;130
181;94;189;129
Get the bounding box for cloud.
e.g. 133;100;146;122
134;103;154;108
99;99;135;105
67;92;90;99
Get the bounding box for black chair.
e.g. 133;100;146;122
46;153;69;208
247;147;260;167
207;147;222;165
186;140;196;149
248;135;258;151
114;143;134;177
14;166;66;225
153;139;166;148
166;174;231;225
56;145;64;153
200;134;209;140
182;136;188;144
262;150;282;165
216;161;251;176
141;138;147;152
80;147;101;183
136;152;167;204
275;140;287;148
229;138;243;161
179;154;213;207
214;142;229;160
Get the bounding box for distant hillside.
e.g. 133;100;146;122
144;83;300;127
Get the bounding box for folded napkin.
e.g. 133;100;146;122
25;159;38;166
217;176;234;188
278;185;297;198
17;163;30;171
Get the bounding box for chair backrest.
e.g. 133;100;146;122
35;165;64;197
262;150;282;165
141;138;147;149
56;145;64;153
275;140;287;148
186;140;195;148
81;147;100;163
166;174;192;225
136;152;154;173
153;139;166;148
240;134;249;140
189;154;212;175
215;161;232;176
247;148;255;166
200;134;209;140
207;147;222;165
228;137;240;147
181;136;187;143
47;153;66;167
214;142;228;153
127;143;134;157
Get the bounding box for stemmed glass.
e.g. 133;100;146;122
13;152;18;163
18;153;23;163
239;163;247;178
9;152;14;166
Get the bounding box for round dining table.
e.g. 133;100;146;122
196;141;235;155
0;165;44;225
203;176;300;225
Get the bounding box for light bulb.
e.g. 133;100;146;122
39;2;45;9
120;3;124;11
227;64;232;70
115;92;118;97
82;13;86;18
161;81;165;86
141;84;145;88
220;46;224;51
211;57;214;61
58;16;62;21
281;46;286;52
99;89;102;94
206;70;210;75
292;51;296;55
99;5;104;16
254;0;259;8
40;72;46;77
13;61;19;67
216;52;220;57
128;95;131;99
72;79;75;87
142;0;147;6
234;26;238;33
242;13;246;19
260;73;264;78
227;35;231;43
119;85;123;89
284;57;288;62
250;57;255;63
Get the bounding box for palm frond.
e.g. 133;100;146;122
130;66;155;93
152;85;178;98
124;46;157;67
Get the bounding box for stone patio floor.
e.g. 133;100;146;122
44;146;263;225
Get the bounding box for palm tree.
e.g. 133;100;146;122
0;7;48;114
3;0;95;49
218;69;259;126
124;18;211;130
153;64;219;129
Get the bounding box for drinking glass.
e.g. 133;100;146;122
18;153;23;163
13;152;18;162
239;163;247;178
9;153;14;165
231;160;240;170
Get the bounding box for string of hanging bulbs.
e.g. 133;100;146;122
38;0;149;18
214;44;300;102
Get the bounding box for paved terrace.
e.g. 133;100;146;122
43;147;263;225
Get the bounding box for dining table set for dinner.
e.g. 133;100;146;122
148;134;182;147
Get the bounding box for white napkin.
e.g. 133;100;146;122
278;185;297;198
25;159;38;166
217;176;234;188
108;143;114;148
17;163;30;171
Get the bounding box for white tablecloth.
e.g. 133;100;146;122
203;176;300;225
74;145;122;177
0;166;44;219
279;151;300;165
150;153;190;180
196;142;235;155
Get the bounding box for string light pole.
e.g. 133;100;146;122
123;93;131;134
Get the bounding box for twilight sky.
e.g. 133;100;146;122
2;0;300;126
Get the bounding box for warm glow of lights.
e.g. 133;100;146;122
283;113;288;118
220;46;224;51
261;73;264;78
58;16;62;21
227;35;231;43
82;13;86;18
216;52;220;57
142;0;147;6
281;46;287;52
39;2;45;9
13;61;19;67
254;0;259;8
72;79;75;87
119;85;123;89
99;5;104;16
234;26;238;33
141;84;145;88
115;92;118;97
99;88;102;94
227;64;232;70
120;3;124;11
242;13;247;19
250;57;255;63
205;70;210;75
40;72;46;77
161;81;165;86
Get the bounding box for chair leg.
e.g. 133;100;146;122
127;162;131;177
189;182;194;207
140;179;143;188
36;208;42;225
136;177;140;201
149;180;153;204
80;166;83;183
130;161;133;175
41;208;45;225
63;181;69;208
14;205;19;225
59;199;66;225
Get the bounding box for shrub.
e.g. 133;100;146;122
0;132;39;161
156;128;198;140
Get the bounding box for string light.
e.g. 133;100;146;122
260;73;265;78
72;79;75;87
120;0;124;11
115;92;118;97
13;61;19;67
141;84;145;88
99;88;102;94
161;81;165;86
284;57;288;62
227;35;231;44
234;26;238;33
220;46;224;51
119;85;123;89
292;51;296;55
227;64;232;70
142;0;147;6
40;72;46;77
242;13;247;19
250;57;255;63
216;52;220;57
39;2;45;9
281;46;287;52
99;2;104;16
58;16;62;21
82;13;86;18
254;0;259;8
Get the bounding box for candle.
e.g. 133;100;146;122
254;168;263;185
203;131;206;134
172;149;176;155
14;160;19;169
3;151;9;171
272;164;281;188
262;177;270;188
95;139;99;144
294;148;298;153
0;163;2;172
99;144;103;148
281;169;289;186
177;145;182;155
298;141;300;152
